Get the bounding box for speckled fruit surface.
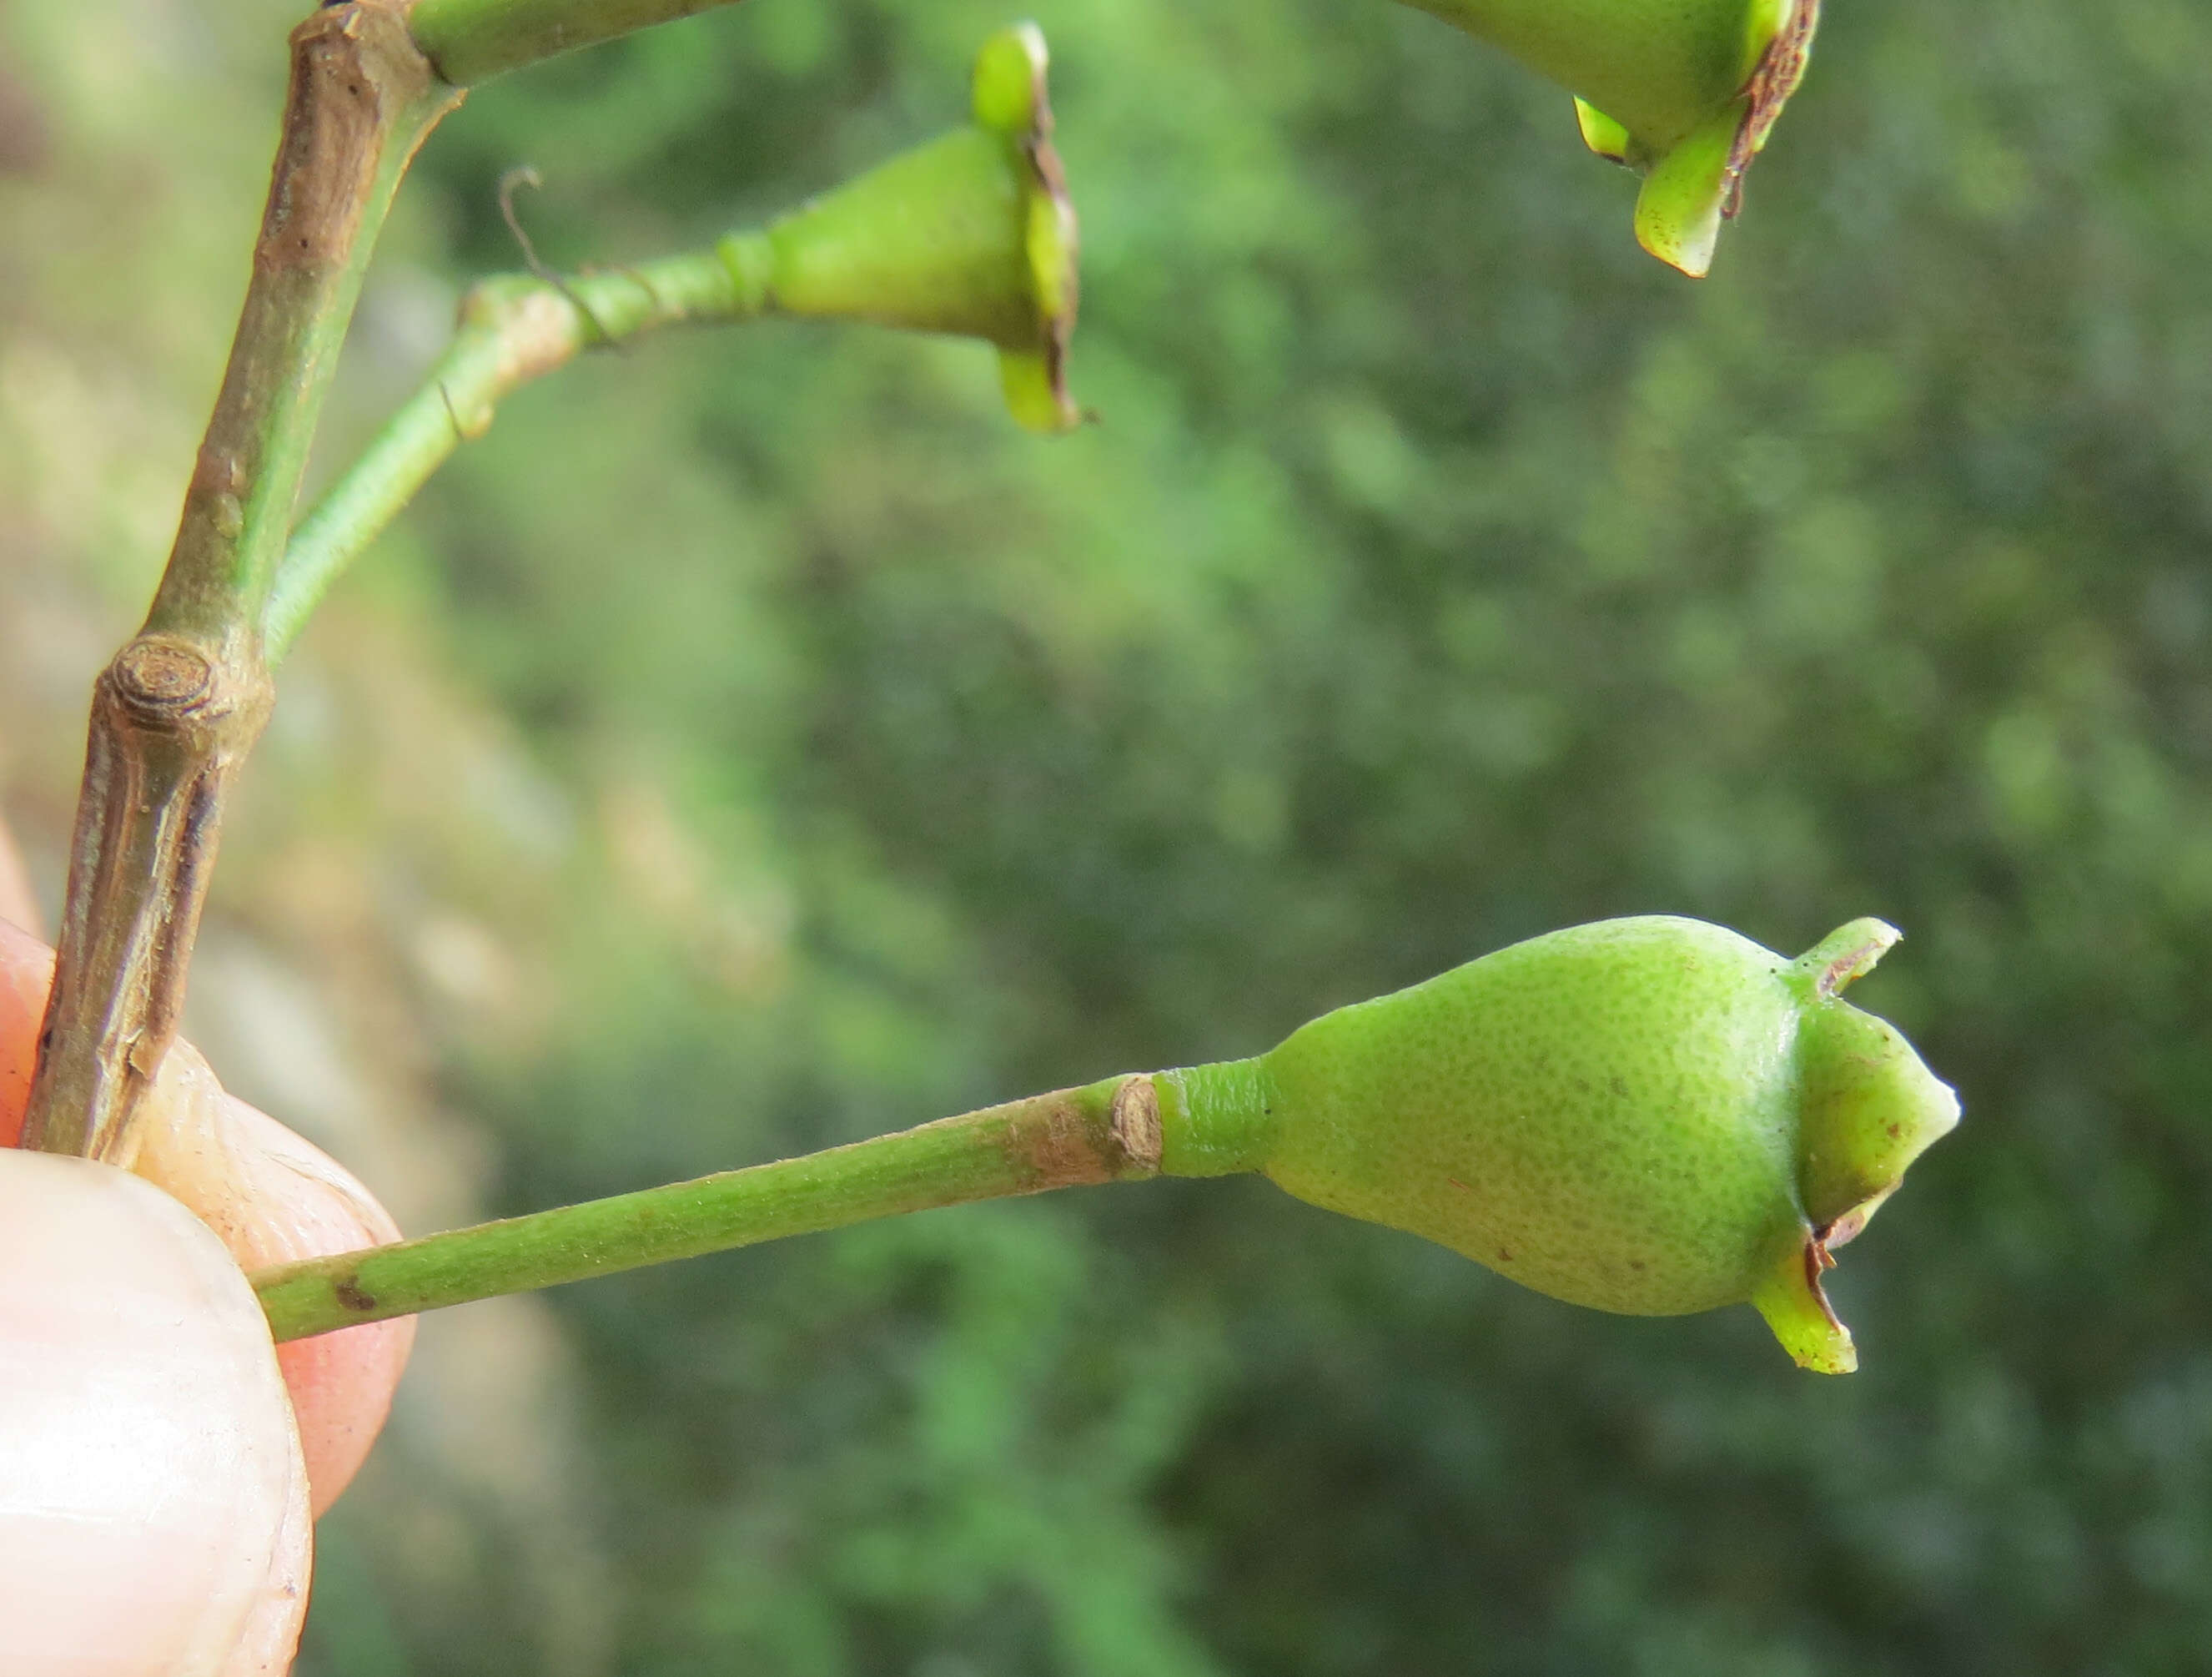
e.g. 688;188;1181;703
1256;920;1963;1362
1154;914;1958;1371
1260;916;1813;1315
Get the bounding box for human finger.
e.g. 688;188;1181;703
0;813;38;937
0;919;413;1513
131;1042;415;1513
0;1149;309;1677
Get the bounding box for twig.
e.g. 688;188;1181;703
35;0;1074;1161
22;2;458;1161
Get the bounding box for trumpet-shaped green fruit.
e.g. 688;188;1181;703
1157;915;1958;1372
1409;0;1820;274
716;23;1081;431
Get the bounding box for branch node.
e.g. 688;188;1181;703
110;637;219;716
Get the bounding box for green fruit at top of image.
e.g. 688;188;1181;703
1405;0;1821;274
1156;916;1958;1372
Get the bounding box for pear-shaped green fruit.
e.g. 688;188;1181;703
1156;915;1958;1372
1406;0;1820;274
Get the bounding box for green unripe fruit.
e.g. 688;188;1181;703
1406;0;1819;274
715;23;1081;432
1158;915;1958;1372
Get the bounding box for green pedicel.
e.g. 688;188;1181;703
1157;915;1958;1373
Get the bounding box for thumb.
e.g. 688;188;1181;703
0;1149;309;1676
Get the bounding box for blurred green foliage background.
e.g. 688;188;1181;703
4;0;2212;1671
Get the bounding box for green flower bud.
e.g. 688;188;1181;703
716;23;1080;431
1409;0;1820;274
1158;915;1958;1372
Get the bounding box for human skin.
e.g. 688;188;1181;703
0;892;411;1674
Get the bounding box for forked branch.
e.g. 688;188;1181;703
23;3;458;1160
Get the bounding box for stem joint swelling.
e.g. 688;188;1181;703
1010;1072;1163;1191
21;641;272;1163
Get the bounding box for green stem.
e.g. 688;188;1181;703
149;7;455;649
407;0;745;85
270;239;761;660
255;1072;1165;1342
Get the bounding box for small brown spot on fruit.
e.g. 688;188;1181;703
334;1277;377;1313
